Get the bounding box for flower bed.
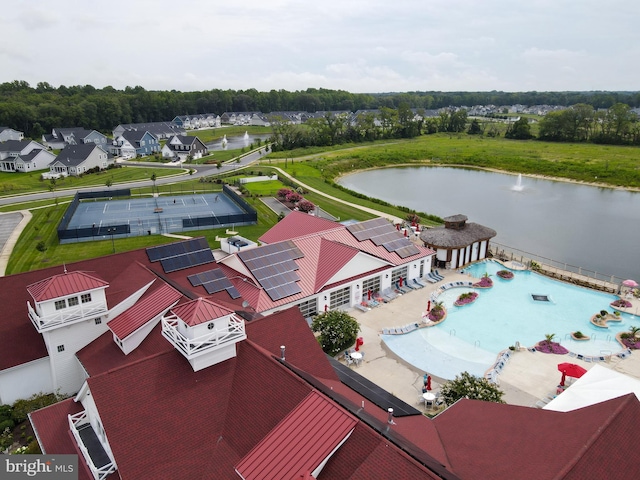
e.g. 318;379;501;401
617;333;639;350
535;341;569;354
454;292;478;306
571;331;590;341
496;270;514;280
472;277;493;288
611;299;632;308
427;305;446;322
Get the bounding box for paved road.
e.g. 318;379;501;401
0;149;268;207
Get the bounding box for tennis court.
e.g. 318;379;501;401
60;191;256;243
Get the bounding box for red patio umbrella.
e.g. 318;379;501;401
557;362;587;386
426;375;432;391
399;277;403;287
367;289;372;300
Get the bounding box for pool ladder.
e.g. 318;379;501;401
474;340;481;348
449;329;456;337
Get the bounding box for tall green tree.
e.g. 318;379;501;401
311;310;360;356
440;371;505;404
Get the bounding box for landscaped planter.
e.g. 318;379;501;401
611;299;632;308
472;277;493;288
534;341;569;354
571;332;590;341
454;292;478;306
496;270;514;280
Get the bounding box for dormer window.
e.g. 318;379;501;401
55;300;66;310
68;297;79;307
81;293;92;303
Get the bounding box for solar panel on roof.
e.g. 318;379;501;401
346;217;393;242
371;231;401;246
395;244;421;258
147;237;211;262
382;237;411;252
226;286;241;299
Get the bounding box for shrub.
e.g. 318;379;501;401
277;188;292;199
440;371;505;404
297;200;315;213
311;311;360;356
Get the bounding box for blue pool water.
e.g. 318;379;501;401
383;261;638;380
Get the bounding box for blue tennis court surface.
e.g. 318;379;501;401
61;193;254;242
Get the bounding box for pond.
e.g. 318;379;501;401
338;167;640;281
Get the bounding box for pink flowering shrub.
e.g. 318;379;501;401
454;292;478;306
473;277;493;288
427;304;445;322
611;299;632;308
286;192;303;203
297;199;315;213
535;342;569;354
277;188;293;199
496;270;514;280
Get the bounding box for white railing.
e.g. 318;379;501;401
161;316;246;358
68;411;116;480
28;301;108;332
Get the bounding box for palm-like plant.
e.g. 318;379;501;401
629;326;640;339
544;333;556;346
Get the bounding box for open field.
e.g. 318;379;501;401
267;134;640;189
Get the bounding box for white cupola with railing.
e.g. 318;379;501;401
161;297;246;371
27;270;109;333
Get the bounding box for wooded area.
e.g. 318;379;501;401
1;79;639;140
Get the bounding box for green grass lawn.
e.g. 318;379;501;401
0;166;184;197
187;126;271;144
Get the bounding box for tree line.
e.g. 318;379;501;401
1;79;639;139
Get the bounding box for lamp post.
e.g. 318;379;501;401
107;228;115;253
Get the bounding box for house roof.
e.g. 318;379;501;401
432;395;640;480
27;270;109;302
235;390;358;479
121;130;157;143
259;210;343;244
53;144;105;167
108;282;182;339
0;139;35;152
36;307;448;479
0;252;157;371
171;297;234;326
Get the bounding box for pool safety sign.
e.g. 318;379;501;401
2;455;77;479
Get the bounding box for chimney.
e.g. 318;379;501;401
280;345;285;361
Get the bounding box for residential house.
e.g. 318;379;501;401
0;127;24;142
220;112;259;125
0;139;49;172
13;148;56;173
112;122;184;140
161;134;208;161
111;131;159;158
48;144;111;177
42;128;108;150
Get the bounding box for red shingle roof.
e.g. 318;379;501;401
170;297;234;326
235;391;358;479
27;270;109;301
433;395;640;480
108;283;182;339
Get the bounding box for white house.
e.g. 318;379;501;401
0;127;24;142
48;144;112;177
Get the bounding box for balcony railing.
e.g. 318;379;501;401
161;315;246;358
28;301;108;332
68;411;116;480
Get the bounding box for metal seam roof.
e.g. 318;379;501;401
235;391;357;480
27;271;109;302
108;283;182;339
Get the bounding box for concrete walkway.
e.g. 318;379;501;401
0;211;31;276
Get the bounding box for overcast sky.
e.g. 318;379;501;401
1;0;638;93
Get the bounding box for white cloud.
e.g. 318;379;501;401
0;0;638;92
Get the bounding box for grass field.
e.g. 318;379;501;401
0;166;184;196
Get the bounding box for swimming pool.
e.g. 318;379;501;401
383;261;637;380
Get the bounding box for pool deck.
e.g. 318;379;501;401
347;268;640;410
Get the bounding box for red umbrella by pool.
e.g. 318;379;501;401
426;375;432;391
557;362;587;386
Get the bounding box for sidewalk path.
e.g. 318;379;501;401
0;211;31;276
271;167;403;224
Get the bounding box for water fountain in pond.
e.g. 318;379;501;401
221;134;228;149
243;131;250;145
512;173;524;192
